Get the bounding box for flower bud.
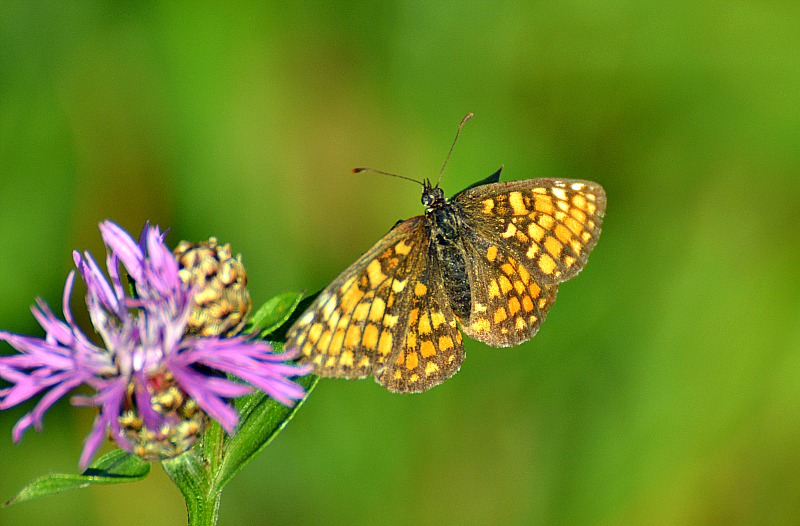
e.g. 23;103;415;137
174;238;251;337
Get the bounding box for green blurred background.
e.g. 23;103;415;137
2;2;800;525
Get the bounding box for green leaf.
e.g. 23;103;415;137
4;450;150;507
213;373;318;491
246;292;304;337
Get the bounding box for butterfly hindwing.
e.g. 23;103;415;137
457;228;559;347
375;256;465;393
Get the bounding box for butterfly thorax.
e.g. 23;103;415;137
421;181;472;321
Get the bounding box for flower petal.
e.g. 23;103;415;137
99;220;145;283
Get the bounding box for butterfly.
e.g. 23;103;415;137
285;121;606;393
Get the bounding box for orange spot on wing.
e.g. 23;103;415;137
438;335;454;351
420;340;436;357
378;330;393;355
405;351;419;370
538;254;556;275
363;324;379;350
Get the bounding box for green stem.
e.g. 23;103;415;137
162;452;220;526
187;490;222;526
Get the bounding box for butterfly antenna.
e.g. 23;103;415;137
436;112;473;187
352;167;424;187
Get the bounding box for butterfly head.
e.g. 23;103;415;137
421;179;446;211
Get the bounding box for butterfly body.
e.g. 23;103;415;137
286;168;606;393
422;179;472;321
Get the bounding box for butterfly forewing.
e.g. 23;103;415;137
454;178;606;285
285;216;428;379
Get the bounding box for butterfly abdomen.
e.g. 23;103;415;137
428;203;471;321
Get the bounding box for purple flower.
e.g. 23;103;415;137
0;221;311;468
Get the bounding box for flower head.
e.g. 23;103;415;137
0;221;310;467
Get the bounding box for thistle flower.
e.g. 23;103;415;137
0;221;310;468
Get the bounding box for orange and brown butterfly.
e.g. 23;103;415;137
285;114;606;393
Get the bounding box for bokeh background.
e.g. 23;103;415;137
2;2;800;525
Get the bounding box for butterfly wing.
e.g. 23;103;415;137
454;178;606;286
285;215;465;392
457;227;559;347
285;216;428;379
375;254;465;393
451;177;604;346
